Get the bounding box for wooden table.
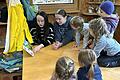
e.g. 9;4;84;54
23;42;120;80
23;42;79;80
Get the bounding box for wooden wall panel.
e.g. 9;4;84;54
40;0;79;14
35;0;80;23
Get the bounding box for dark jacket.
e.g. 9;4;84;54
77;64;102;80
54;16;74;46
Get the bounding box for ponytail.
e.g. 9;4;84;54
88;62;95;80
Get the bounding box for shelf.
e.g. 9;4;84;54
44;10;80;14
82;12;98;16
88;2;120;6
88;2;101;5
115;3;120;6
0;22;7;26
0;45;4;49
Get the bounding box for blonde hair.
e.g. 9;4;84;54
78;49;97;80
70;16;84;29
55;56;74;80
89;18;109;40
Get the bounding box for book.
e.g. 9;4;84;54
23;40;34;56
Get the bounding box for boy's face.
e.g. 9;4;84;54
55;14;66;25
97;8;109;17
36;15;45;27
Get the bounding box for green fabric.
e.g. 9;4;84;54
0;52;22;73
21;0;36;21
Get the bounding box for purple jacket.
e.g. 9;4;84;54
102;14;119;33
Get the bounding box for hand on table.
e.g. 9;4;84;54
52;41;62;50
33;44;44;53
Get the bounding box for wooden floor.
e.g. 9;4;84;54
23;42;120;80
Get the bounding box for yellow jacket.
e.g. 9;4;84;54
4;4;33;54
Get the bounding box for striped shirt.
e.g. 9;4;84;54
30;23;55;46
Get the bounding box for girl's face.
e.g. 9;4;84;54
36;15;45;27
71;24;78;30
89;28;95;38
55;14;66;25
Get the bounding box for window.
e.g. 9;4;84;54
33;0;73;4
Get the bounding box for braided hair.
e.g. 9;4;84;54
55;56;74;80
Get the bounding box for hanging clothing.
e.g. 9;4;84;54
0;51;23;73
20;0;36;21
4;1;33;54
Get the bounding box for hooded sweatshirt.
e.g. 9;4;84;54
102;14;119;37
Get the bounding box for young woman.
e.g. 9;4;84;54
52;9;74;50
30;11;55;53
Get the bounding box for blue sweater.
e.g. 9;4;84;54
54;16;74;45
94;34;120;58
77;64;102;80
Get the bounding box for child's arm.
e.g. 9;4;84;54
83;29;89;48
75;31;80;47
61;29;74;46
82;23;90;48
54;23;62;42
33;44;44;53
52;41;62;50
93;36;107;58
43;25;55;46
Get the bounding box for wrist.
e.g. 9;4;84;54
39;44;44;48
59;42;63;47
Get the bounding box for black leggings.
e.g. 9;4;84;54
97;51;120;67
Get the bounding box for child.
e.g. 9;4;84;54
51;56;76;80
30;11;55;53
52;9;74;49
89;18;120;67
70;16;89;48
77;49;102;80
97;1;119;37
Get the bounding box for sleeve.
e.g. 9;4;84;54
75;31;81;47
61;28;74;45
82;23;90;48
30;27;38;44
106;23;112;33
94;64;103;80
83;28;89;48
61;16;74;45
93;36;107;58
54;23;62;42
43;25;55;46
